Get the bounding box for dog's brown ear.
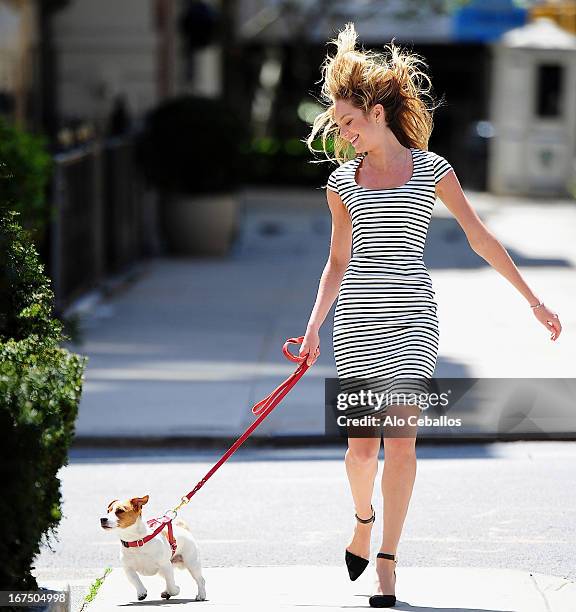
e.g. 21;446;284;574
130;495;149;511
107;499;119;513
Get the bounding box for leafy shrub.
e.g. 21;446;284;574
134;94;249;194
238;136;335;186
0;209;87;592
0;210;61;342
0;117;53;240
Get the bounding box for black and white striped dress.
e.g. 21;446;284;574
326;147;453;414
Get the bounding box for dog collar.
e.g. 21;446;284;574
121;514;177;557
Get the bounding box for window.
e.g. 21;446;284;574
536;64;564;118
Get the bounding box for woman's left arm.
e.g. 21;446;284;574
436;171;562;342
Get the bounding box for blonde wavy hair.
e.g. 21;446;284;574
306;22;444;165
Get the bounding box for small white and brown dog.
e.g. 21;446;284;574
100;495;206;602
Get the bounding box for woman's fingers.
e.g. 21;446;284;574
549;316;561;341
302;345;320;365
308;346;320;365
299;336;320;365
535;306;561;341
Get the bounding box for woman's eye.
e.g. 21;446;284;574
346;120;352;126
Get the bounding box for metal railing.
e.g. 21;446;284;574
50;135;155;312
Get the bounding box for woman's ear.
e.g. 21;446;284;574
372;103;385;125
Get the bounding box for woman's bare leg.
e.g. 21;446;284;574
344;432;381;559
374;403;420;596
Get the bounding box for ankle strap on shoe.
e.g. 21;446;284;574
354;504;375;524
377;552;396;561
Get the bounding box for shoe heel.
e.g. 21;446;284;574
369;552;397;608
344;505;375;581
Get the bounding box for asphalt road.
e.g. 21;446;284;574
33;440;576;594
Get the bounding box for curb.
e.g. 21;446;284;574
62;260;151;321
71;433;576;449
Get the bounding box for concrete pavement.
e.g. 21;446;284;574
65;186;576;442
88;564;576;611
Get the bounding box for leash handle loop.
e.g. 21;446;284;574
251;336;309;416
282;335;306;363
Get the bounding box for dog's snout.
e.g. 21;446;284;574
100;517;108;526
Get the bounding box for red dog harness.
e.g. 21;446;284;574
121;514;178;557
120;336;311;557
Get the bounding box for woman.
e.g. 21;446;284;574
299;23;562;608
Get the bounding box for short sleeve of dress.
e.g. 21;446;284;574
430;151;454;185
325;168;339;195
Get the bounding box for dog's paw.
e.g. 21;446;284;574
137;591;147;601
161;586;180;599
195;592;207;601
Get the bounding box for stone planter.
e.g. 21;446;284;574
161;191;239;256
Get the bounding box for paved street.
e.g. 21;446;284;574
34;442;576;610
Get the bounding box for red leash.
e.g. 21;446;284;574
121;336;310;555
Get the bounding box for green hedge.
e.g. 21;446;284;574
0;210;61;342
0;117;53;242
239;136;335;186
134;94;249;194
0;209;87;592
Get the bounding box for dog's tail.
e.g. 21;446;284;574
174;518;192;533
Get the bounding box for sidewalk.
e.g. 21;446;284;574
66;187;576;443
87;564;576;611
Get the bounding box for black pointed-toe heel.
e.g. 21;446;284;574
369;552;397;608
345;504;375;581
368;553;398;608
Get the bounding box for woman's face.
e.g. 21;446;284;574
333;99;384;152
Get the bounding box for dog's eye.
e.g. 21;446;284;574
115;509;124;515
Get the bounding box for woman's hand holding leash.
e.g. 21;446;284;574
531;301;562;341
300;327;321;366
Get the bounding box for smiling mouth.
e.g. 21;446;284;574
351;134;359;145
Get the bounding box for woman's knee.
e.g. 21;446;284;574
381;403;420;449
346;438;380;464
383;436;416;460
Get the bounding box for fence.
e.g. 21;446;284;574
50;135;157;313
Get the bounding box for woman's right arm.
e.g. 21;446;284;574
299;188;352;365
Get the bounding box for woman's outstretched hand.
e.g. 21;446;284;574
299;328;320;366
532;303;562;341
